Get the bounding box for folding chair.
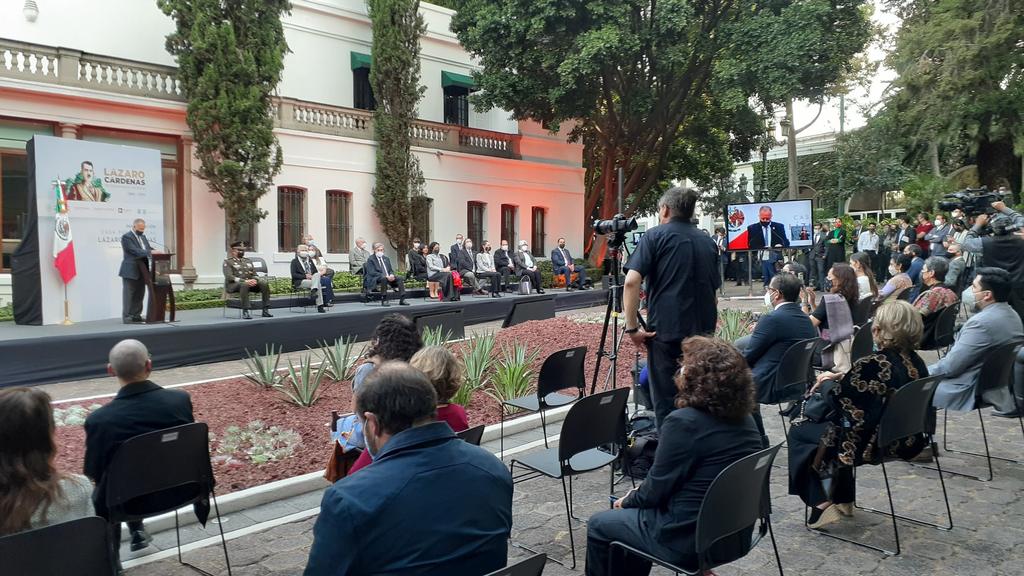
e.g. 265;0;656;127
850;320;875;364
500;346;587;458
105;423;232;576
920;304;958;357
807;376;951;556
482;553;547;576
611;444;785;576
457;424;486;446
766;338;818;443
939;340;1024;482
853;296;874;326
509;387;630;569
0;516;116;576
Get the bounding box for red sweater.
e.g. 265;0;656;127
347;404;470;474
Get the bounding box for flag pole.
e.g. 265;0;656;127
62;283;73;325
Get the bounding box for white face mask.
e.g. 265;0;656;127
935;219;944;227
464;243;473;250
307;239;316;246
889;265;898;276
375;250;384;257
501;245;508;251
299;251;309;258
521;246;530;252
763;291;773;309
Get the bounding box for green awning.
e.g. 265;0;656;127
442;70;477;91
351;52;371;70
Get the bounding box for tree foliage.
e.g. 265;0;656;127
449;0;871;258
159;0;290;242
368;0;427;253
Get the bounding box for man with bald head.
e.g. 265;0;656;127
84;339;194;556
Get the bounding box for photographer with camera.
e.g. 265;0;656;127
960;199;1024;322
623;187;721;428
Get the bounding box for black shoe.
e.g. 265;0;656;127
242;309;252;320
492;292;500;298
399;300;410;306
131;316;144;323
537;289;545;294
129;528;152;551
381;300;391;307
317;305;326;313
992;408;1023;418
261;309;273;318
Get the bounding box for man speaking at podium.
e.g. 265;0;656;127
746;205;790;286
119;218;153;324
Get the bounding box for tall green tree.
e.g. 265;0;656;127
368;0;427;253
159;0;290;242
450;0;871;257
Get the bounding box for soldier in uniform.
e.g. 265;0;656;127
223;241;272;319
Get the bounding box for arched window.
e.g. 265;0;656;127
326;190;353;253
277;186;306;252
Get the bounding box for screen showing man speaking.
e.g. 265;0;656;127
725;199;814;251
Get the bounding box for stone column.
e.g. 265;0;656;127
57;123;79;138
178;137;198;284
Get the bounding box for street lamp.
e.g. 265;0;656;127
23;0;39;22
779;117;791;138
759;117;775;200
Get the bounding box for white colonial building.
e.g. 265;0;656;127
0;0;584;302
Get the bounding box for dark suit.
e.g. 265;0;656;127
744;302;819;404
811;231;828;289
551;247;588;288
407;250;428;281
511;250;543;292
747;221;789;285
363;254;406;301
290;257;334;306
118;230;152;321
586;408;762;576
493;248;514;289
84;380;193;548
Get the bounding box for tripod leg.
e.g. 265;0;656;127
589;289;615;395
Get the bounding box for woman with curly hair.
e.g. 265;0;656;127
0;388;94;536
585;337;763;576
788;300;929;529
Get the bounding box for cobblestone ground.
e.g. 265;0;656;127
127;406;1024;576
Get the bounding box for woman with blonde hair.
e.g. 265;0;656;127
788;300;929;529
0;388;94;536
410;345;470;432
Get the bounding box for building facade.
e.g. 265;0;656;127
0;0;584;303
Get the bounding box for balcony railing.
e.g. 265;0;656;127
0;38;520;160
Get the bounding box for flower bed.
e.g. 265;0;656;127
53;316;639;494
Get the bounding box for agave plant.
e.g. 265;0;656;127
716;309;755;343
243;344;284;389
277;353;328;407
422;325;453;347
486;341;540;415
316;335;361;381
452;331;497;407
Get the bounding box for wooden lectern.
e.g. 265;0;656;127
137;253;176;323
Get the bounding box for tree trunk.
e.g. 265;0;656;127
785;99;799;201
928;140;941;177
976;137;1021;203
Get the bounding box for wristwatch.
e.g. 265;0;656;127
624;327;639;334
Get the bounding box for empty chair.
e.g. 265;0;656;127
104;423;231;576
500;346;587;458
0;516;116;576
764;338;818;441
457;424;485;446
482;553;547;576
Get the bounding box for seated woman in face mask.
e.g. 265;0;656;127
426;242;458;301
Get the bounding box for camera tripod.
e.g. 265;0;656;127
589;235;646;397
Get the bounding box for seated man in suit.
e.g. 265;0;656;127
746;205;790;287
84;339;194;561
453;238;485;295
363;243;409;306
738;272;818;446
223;241;272;319
512;241;544;294
492;239;514;291
551;237;589;290
931;267;1024;412
290;244;332;313
301;232;335;284
350;238;370;275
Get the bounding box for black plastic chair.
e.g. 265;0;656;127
0;516;116;576
920;304;958;356
483;553;547;576
509;387;630;569
500;346;587;458
766;338;818;442
457;424;485;446
808;376;951;556
939;340;1024;482
610;444;785;576
105;423;231;576
850;320;875;364
853;296;874;326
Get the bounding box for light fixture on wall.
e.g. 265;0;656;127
24;0;39;22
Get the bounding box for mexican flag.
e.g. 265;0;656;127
53;180;76;283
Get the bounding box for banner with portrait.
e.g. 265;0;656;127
25;135;164;324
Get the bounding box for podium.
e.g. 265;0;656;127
138;253;176;323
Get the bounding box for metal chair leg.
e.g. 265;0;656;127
212;491;233;576
560;476;577;570
767;518;785;576
540;408;549;449
499;409;505;460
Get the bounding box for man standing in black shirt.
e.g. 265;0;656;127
623;187;721;427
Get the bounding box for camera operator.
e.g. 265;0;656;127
961;200;1024;322
623;187;721;428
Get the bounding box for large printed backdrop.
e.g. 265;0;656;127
32;135;164;324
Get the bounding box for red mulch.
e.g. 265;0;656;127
54;317;637;494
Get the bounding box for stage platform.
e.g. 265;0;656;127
0;289;607;388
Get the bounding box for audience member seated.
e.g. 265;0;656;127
0;388;94;536
850;251;879;300
363;242;409;306
301;233;334;282
411;346;471;433
84;340;194;556
350;237;370;275
945;243;967;292
904;244;925;297
930;267;1024;412
223;241;272;319
879;254;914;300
551;237;589;290
741;273;818;446
475;241;504;298
788;301;929;528
304;362;512;576
290;244;332;313
585;337;762;576
780;260;808;285
407;238;428;281
493;240;515;290
512;241;545;294
913;256;958;317
454;238;486;295
426;241;458;301
801;263;860;375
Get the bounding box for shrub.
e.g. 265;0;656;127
422;325;453;347
317;335;361;381
716;309;756;343
213;420;302;465
243;344;284;388
453;331;496;407
0;303;14;322
52;403;104;427
486;341;540;414
277;353;328;407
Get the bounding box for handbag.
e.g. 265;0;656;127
451;270;463;290
324;413;365;483
792;379;838;424
519;276;532;295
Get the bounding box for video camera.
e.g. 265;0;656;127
593;214;639;248
937;186;1007;217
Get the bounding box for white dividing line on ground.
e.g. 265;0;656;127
121;507;321;569
496;434;561;459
